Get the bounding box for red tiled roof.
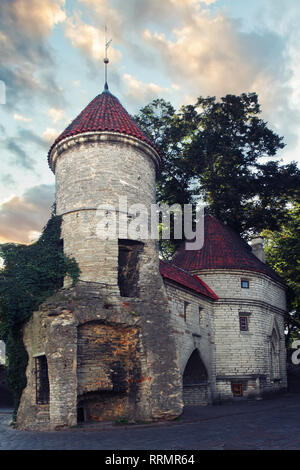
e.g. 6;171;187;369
159;260;218;300
171;215;283;283
48;90;160;166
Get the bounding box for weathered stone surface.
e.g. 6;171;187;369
16;105;287;431
17;133;183;430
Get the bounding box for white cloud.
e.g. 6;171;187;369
65;14;122;64
0;0;66;109
169;0;216;5
43;128;60;144
13;113;32;123
142;11;294;116
78;0;123;32
123;73;168;104
7;0;66;38
0;184;55;244
47;107;66;124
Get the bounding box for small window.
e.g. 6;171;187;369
232;383;243;397
241;279;249;289
184;301;190;322
199;306;203;324
35;355;50;405
239;316;249;331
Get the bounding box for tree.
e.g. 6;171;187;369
135;93;300;342
135;93;300;237
262;203;300;348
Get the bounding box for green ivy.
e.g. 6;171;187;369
0;214;80;415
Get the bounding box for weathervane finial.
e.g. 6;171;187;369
104;25;112;91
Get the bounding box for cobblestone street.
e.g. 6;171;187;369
1;393;300;450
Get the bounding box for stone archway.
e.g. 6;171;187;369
182;349;209;406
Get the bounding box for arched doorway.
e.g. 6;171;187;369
182;349;209;405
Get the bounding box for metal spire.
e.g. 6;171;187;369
104;25;112;91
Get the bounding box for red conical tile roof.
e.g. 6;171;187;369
48;90;160;167
172;215;283;283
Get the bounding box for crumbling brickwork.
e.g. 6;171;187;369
77;322;141;421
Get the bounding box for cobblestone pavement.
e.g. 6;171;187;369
1;393;300;450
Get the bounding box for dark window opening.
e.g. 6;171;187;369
232;383;244;397
199;306;203;324
77;407;85;423
241;279;249;289
35;355;50;405
184;301;190;323
118;239;144;297
239;316;249;331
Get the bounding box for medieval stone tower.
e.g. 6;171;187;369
15;77;287;432
16;86;183;430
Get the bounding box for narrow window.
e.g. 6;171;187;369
118;239;143;297
199;306;203;324
241;279;249;289
35;355;50;405
183;301;190;323
232;383;243;397
239;315;249;331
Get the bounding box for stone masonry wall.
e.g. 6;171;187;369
195;269;286;311
193;270;287;401
165;281;216;404
17;135;183;430
55;137;157;286
17;280;183;430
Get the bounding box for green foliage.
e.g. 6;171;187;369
262;203;300;348
135;93;300;238
0;214;80;412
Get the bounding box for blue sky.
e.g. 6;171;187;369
0;0;299;243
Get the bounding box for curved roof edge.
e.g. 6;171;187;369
47;90;161;171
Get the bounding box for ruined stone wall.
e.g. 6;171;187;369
16;298;78;430
17;276;183;430
77;322;141;421
192;269;287;400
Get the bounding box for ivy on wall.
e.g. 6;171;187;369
0;214;80;415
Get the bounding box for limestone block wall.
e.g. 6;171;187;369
54;135;157;286
194;269;286;311
193;269;287;400
164;281;216;403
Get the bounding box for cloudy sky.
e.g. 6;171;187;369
0;0;299;244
